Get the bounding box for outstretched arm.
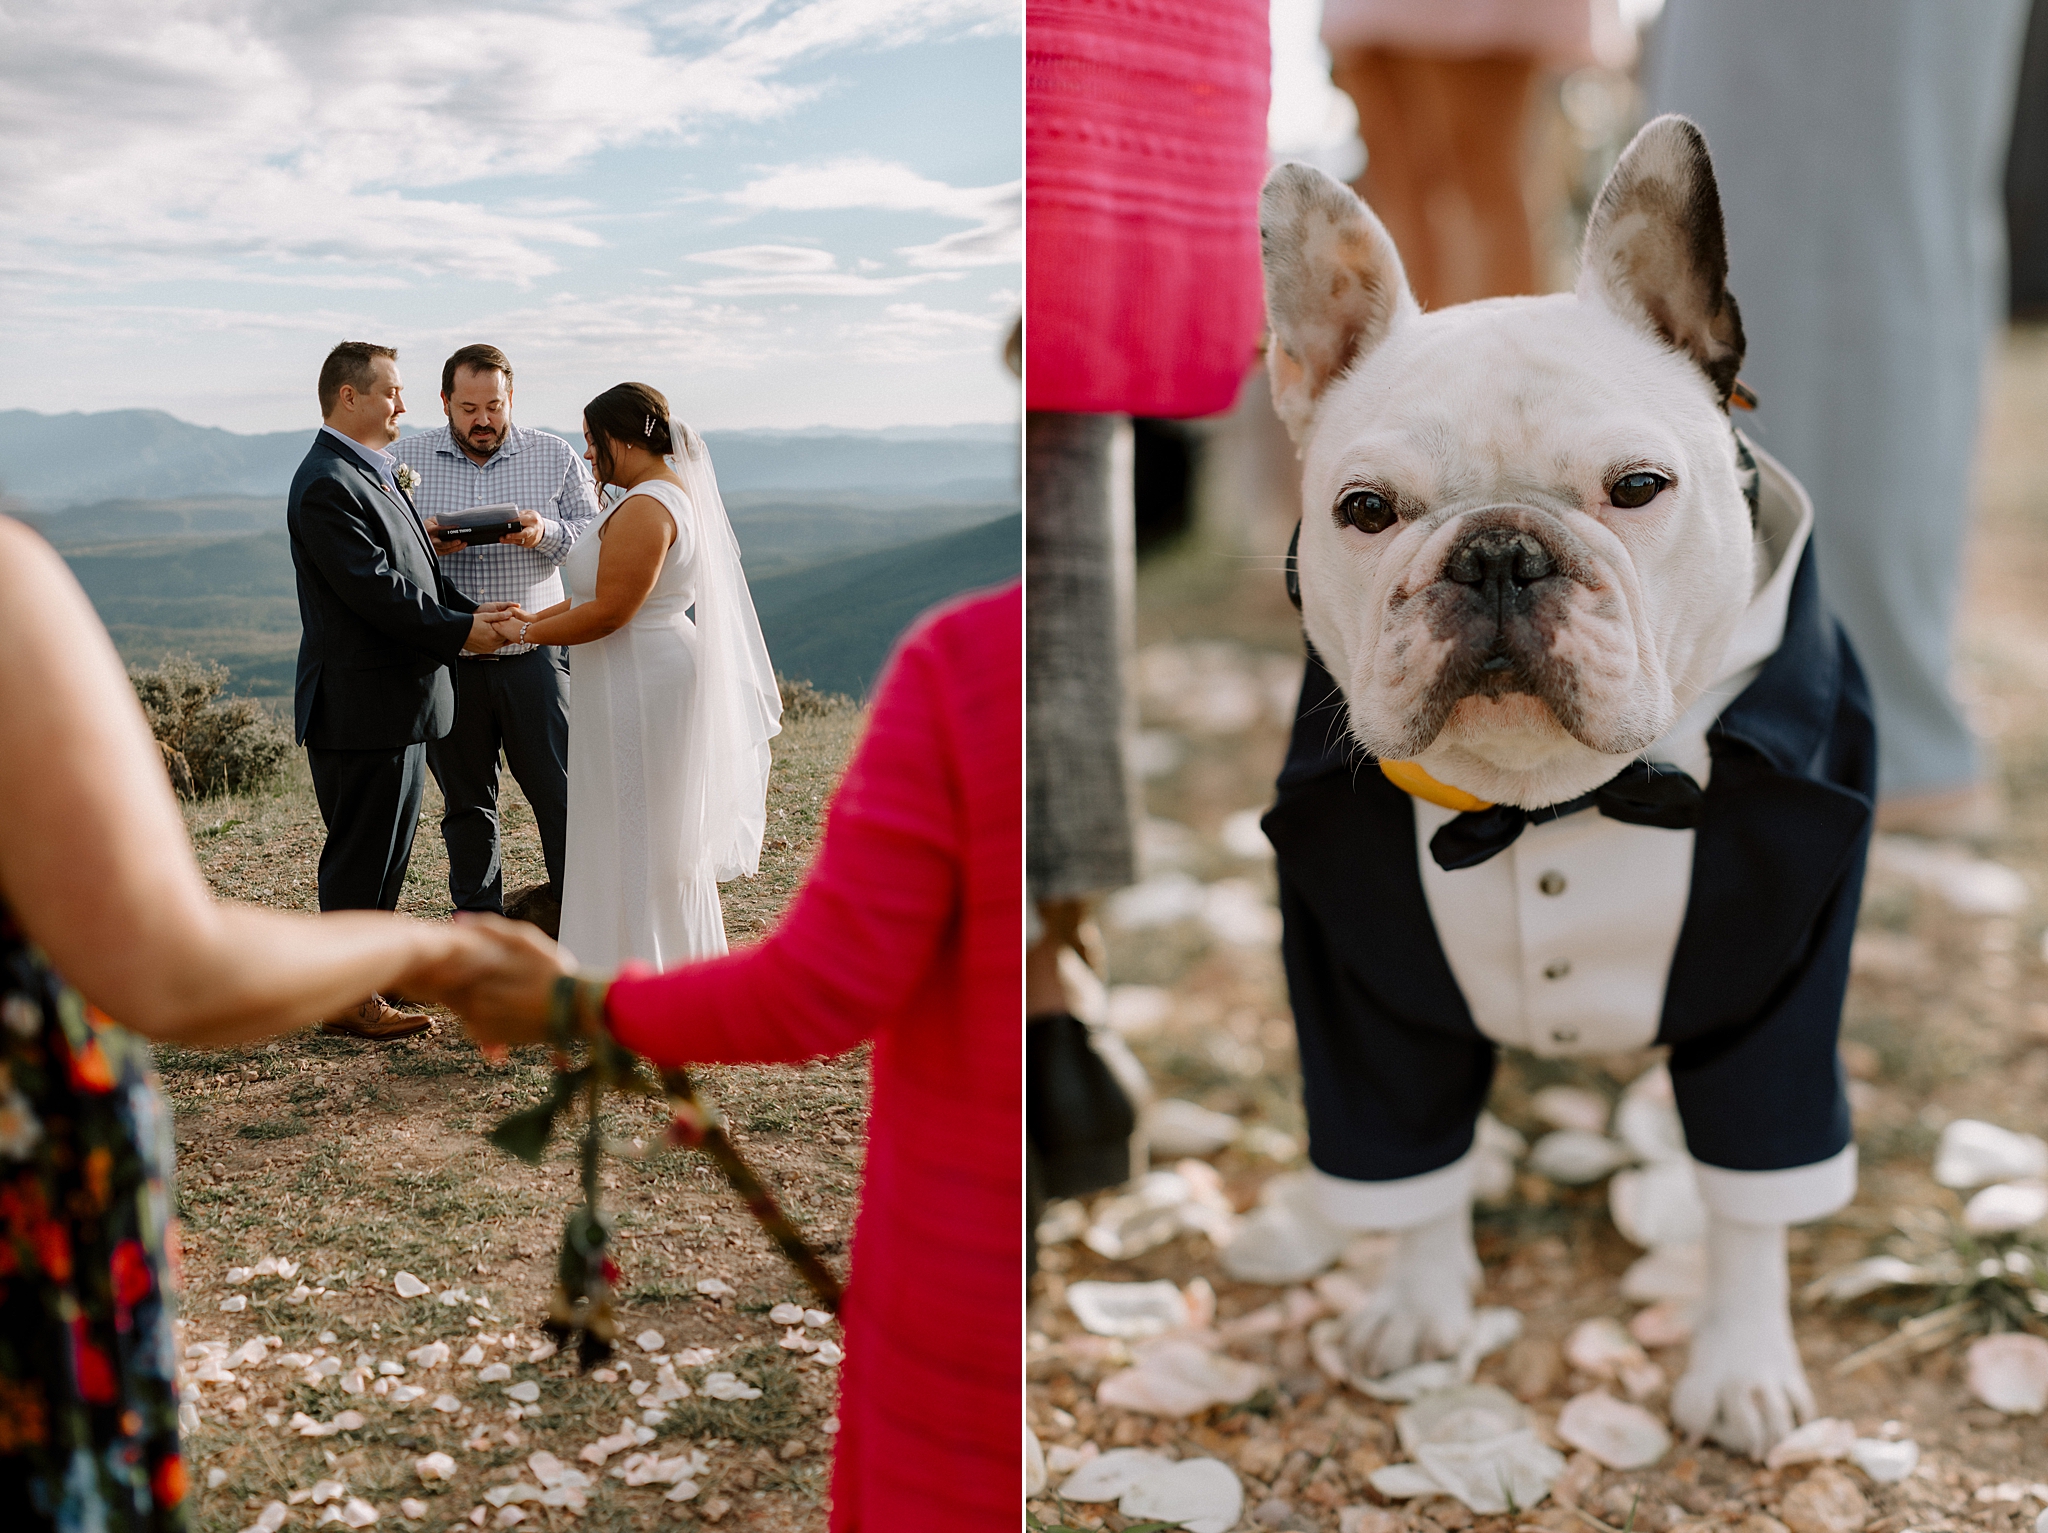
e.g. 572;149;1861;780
0;519;482;1044
292;477;477;658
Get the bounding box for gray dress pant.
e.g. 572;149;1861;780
1026;413;1139;903
428;647;571;912
1647;0;2029;797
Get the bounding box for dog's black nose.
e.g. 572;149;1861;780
1444;526;1556;590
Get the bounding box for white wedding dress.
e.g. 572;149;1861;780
556;463;779;972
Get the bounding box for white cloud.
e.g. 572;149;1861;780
688;244;838;273
728;155;1019;269
688;270;961;296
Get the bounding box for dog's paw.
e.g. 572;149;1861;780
1338;1207;1481;1378
1670;1307;1816;1458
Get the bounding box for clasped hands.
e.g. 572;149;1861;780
399;914;577;1054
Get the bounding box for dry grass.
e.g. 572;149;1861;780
166;702;870;1532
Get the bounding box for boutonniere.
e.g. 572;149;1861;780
394;463;420;494
487;977;843;1370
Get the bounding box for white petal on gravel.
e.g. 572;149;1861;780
310;1480;347;1505
1118;1458;1245;1533
1026;1429;1047;1499
804;1309;832;1328
1621;1245;1706;1303
635;1330;665;1352
477;1363;511;1383
1968;1333;2048;1414
695;1278;736;1299
416;1453;457;1481
227;1267;254;1285
1067;1279;1192;1339
1564;1318;1648;1378
482;1485;541;1508
399;1500;427;1522
220;1296;248;1312
672;1347;719;1366
1058;1448;1178;1501
1803;1255;1938;1303
1850;1438;1920;1484
813;1341;845;1365
1609;1159;1708;1250
526;1452;566;1489
1416;1431;1567;1515
338;1497;378;1527
1871;835;2029;916
491;1510;524;1529
1396;1384;1528;1453
1629;1302;1694;1348
1965;1181;2048;1234
506;1381;540;1403
1936;1119;2048;1188
1531;1085;1610;1135
1095;1340;1270;1416
1529;1131;1634;1185
700;1371;763;1400
332;1411;364;1431
245;1503;288;1533
1765;1417;1858;1469
430;1395;461;1413
1370;1463;1448;1499
207;1468;229;1490
457;1345;484;1366
1557;1391;1671;1469
1218;1171;1345;1284
769;1303;805;1325
393;1273;430;1299
388;1386;425;1404
407;1343;450;1369
1143;1099;1242;1158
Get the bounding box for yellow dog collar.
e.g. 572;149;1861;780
1379;759;1495;813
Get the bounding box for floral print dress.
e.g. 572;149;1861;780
0;902;187;1532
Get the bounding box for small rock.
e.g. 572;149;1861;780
1552;1451;1602;1507
1253;1498;1299;1527
1236;1437;1287;1480
1967;1332;2048;1414
1777;1466;1870;1533
1556;1391;1670;1469
1848;1437;1918;1484
697;1497;731;1523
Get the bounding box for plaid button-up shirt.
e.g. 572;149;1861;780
393;423;602;655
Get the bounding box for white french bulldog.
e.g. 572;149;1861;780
1259;116;1833;1457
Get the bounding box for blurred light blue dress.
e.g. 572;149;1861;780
1647;0;2029;798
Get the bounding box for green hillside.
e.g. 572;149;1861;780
751;513;1020;697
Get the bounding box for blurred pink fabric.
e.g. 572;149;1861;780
1026;0;1271;418
1320;0;1628;69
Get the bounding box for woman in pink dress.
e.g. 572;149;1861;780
426;584;1020;1530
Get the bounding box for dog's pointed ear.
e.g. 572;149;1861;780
1261;162;1416;441
1577;114;1746;408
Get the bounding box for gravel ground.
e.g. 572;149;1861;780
1028;329;2048;1533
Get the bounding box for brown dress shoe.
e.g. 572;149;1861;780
320;996;433;1041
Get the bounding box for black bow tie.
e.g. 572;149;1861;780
1428;759;1705;871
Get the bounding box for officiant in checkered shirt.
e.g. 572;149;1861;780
393;343;601;918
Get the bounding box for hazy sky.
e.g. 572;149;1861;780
0;1;1020;434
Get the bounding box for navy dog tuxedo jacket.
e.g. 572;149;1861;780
1264;538;1876;1216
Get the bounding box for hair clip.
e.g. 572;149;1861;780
644;414;654;437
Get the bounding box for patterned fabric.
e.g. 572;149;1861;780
392;424;603;654
0;903;186;1533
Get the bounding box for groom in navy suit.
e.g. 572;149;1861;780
287;341;511;1039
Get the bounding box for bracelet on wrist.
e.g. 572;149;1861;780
546;973;611;1052
519;621;532;645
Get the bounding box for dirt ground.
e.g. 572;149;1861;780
165;701;868;1533
1027;329;2048;1532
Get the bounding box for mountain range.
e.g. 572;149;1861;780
0;409;1016;509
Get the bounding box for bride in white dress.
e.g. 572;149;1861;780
490;382;781;970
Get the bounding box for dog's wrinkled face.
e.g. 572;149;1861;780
1264;116;1757;809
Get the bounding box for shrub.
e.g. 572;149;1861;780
774;671;856;723
129;654;292;800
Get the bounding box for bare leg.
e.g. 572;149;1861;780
1435;54;1539;301
1670;1212;1815;1457
1334;48;1450;308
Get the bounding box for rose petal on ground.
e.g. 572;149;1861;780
1564;1318;1647;1378
1396;1384;1528;1453
1143;1099;1241;1158
1095;1340;1269;1416
1118;1458;1244;1533
1058;1448;1177;1501
1935;1119;2048;1189
1556;1391;1670;1469
1370;1463;1447;1499
477;1362;511;1383
505;1381;540;1404
700;1371;763;1400
1765;1417;1857;1469
221;1296;247;1312
813;1341;844;1365
695;1278;735;1299
1415;1430;1567;1515
1778;1464;1871;1533
207;1468;229;1490
393;1273;430;1299
1067;1279;1192;1339
332;1411;364;1431
1218;1171;1345;1284
1849;1437;1919;1483
310;1480;347;1505
1529;1131;1634;1185
1968;1333;2048;1414
483;1486;540;1508
769;1303;804;1325
398;1500;426;1522
1965;1181;2048;1234
491;1509;524;1528
408;1342;449;1369
1803;1255;1937;1303
250;1503;288;1533
672;1347;718;1366
227;1267;254;1285
1531;1085;1610;1135
1621;1245;1707;1303
431;1394;461;1413
1609;1159;1708;1250
1628;1301;1694;1348
415;1453;457;1482
635;1330;665;1352
390;1385;427;1404
526;1452;566;1489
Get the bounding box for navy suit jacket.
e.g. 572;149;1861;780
1263;542;1876;1184
287;433;477;750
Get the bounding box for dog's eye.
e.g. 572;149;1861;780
1335;488;1398;534
1609;472;1668;509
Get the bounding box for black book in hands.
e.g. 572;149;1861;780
432;502;522;545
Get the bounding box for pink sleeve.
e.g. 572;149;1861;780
605;630;963;1066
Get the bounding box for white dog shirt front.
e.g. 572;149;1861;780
1413;453;1813;1059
